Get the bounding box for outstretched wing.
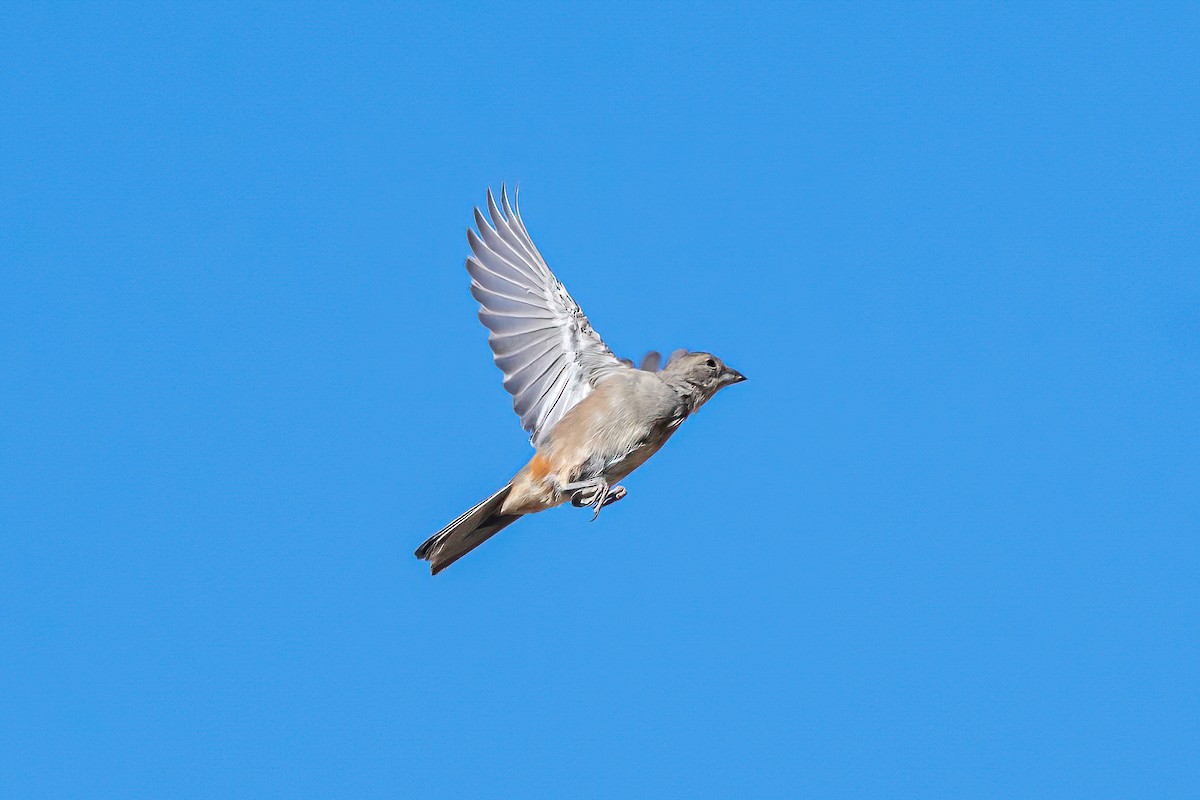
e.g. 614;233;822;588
466;186;627;447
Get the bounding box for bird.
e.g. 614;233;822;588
415;187;745;574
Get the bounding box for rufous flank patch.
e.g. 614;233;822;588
527;453;551;480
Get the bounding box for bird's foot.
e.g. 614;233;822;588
568;479;607;508
598;485;626;512
567;480;626;520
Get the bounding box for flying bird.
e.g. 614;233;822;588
415;187;745;574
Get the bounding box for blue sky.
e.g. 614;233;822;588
2;2;1197;797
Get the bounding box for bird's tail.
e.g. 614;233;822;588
415;483;521;575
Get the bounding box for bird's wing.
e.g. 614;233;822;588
466;186;627;447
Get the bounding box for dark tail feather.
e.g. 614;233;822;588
415;484;521;575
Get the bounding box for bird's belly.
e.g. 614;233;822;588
603;441;662;482
599;420;680;482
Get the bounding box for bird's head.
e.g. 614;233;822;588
659;350;746;412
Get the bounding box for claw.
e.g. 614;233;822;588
591;485;626;520
590;484;610;521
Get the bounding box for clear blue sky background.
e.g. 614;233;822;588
3;2;1197;797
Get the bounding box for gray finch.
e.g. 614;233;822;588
415;187;745;574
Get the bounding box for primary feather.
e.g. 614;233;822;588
466;186;625;446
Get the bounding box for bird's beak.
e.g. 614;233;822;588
723;368;747;385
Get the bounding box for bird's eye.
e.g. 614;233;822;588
705;358;717;369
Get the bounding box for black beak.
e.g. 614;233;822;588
725;368;747;385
